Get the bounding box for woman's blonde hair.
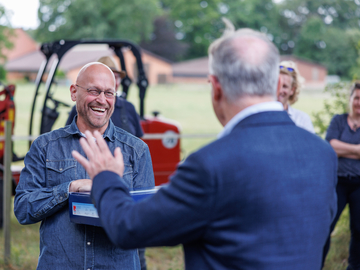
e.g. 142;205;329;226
279;60;304;105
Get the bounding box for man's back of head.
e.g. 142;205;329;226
208;19;279;101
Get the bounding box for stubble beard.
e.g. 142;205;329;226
77;102;112;129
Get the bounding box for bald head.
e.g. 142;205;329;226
76;62;116;88
70;62;117;134
208;24;279;101
231;36;269;66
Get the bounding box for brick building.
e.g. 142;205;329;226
4;29;327;88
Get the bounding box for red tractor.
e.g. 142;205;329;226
0;83;22;186
0;83;23;227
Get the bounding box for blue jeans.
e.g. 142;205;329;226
323;176;360;270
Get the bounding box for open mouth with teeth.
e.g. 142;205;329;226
91;107;106;113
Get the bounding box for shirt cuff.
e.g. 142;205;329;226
53;181;71;203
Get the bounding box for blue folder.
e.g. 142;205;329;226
69;188;159;227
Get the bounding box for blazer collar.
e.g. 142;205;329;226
218;101;284;139
235;110;294;128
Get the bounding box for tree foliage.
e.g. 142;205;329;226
276;0;360;78
161;0;225;59
0;5;14;62
140;15;189;62
35;0;162;43
163;0;360;76
31;0;360;78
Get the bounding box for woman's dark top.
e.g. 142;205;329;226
326;113;360;178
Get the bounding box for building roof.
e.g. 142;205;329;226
280;55;327;70
142;48;173;64
172;56;209;77
5;43;170;73
172;55;327;77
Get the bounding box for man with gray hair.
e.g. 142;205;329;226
72;21;337;269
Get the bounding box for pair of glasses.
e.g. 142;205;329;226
76;84;116;99
279;66;294;72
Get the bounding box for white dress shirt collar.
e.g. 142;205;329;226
217;101;284;139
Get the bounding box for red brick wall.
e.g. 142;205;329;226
4;29;38;61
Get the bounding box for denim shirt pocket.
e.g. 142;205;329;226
46;159;77;187
122;152;134;189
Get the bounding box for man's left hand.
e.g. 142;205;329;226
72;130;124;180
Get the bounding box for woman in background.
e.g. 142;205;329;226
277;61;315;133
323;82;360;269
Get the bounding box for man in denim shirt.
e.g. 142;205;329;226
14;62;154;270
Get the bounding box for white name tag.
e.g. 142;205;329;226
72;202;99;218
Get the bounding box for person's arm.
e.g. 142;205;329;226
14;139;87;225
125;101;144;138
93;161;213;248
325;115;360;159
329;139;360;159
73;131;214;248
134;113;144;138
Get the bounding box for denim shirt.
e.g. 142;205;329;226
14;119;155;270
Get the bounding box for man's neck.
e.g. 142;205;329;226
222;95;275;126
76;120;108;135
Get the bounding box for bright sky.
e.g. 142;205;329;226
0;0;39;29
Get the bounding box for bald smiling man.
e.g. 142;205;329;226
14;62;154;270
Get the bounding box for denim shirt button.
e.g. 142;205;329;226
87;242;91;245
59;197;63;200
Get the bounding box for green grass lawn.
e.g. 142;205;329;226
0;82;350;269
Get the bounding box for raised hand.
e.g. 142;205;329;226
72;130;124;180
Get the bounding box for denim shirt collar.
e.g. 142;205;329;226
64;116;116;142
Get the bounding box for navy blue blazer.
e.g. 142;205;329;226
91;111;337;270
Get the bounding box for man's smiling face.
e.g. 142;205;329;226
71;63;115;134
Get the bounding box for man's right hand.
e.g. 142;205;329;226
69;179;93;192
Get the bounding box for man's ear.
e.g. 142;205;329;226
70;84;77;102
209;75;223;102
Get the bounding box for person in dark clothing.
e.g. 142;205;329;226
323;82;360;269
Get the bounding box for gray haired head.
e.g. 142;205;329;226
208;18;279;101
